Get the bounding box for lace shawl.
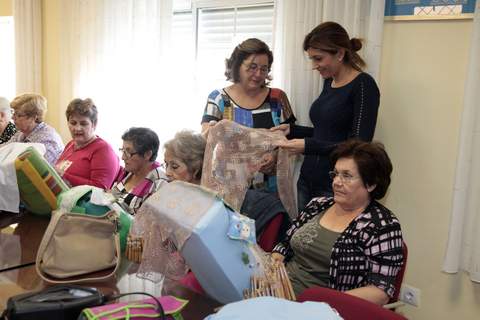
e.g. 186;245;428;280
201;120;297;218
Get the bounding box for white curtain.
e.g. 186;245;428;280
443;3;480;282
13;0;42;94
57;0;175;148
272;0;385;125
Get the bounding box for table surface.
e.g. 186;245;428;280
0;212;49;272
0;212;221;320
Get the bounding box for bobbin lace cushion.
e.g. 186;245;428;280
130;182;218;282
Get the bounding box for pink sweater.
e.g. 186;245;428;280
56;137;119;189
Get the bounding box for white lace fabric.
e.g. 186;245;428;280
202;120;297;218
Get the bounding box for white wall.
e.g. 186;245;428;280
378;19;480;319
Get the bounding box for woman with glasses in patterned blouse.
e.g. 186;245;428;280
201;38;296;192
111;127;168;215
271;139;403;305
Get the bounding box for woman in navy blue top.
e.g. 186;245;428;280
273;22;380;212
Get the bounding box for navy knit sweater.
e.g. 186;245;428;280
290;72;380;193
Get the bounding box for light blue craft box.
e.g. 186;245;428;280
205;297;343;320
181;200;256;304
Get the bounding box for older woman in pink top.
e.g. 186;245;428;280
56;98;119;189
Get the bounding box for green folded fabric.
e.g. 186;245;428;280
15;146;69;215
57;186;132;253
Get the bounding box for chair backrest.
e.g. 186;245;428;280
297;287;407;320
257;214;284;252
390;241;408;303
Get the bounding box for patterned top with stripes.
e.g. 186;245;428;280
111;162;168;215
273;196;403;298
202;87;296;192
202;87;295;129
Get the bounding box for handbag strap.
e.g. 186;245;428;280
107;292;166;320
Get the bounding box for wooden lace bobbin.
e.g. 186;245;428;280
126;235;144;263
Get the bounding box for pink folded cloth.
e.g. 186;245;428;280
81;295;188;320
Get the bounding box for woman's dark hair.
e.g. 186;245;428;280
303;21;365;72
225;38;273;83
122;127;159;162
66;98;98;126
330;139;392;200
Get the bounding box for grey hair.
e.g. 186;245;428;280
164;130;206;180
0;97;12;121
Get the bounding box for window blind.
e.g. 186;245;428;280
196;4;274;88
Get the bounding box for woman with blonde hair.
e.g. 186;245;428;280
9;93;64;164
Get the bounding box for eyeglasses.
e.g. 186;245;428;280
119;148;139;158
328;170;360;183
12;112;27;118
243;63;269;75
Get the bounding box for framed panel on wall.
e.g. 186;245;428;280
385;0;477;20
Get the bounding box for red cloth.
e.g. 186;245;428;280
390;242;408;303
297;286;407;320
257;214;283;252
56;137;119;189
179;271;205;295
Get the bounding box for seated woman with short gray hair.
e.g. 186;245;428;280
163;130;206;184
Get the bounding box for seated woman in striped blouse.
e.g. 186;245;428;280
271;139;404;305
111;127;168;215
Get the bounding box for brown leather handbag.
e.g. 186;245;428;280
35;210;121;283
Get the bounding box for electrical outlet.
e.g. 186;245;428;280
400;284;421;307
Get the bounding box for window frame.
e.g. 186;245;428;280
173;0;274;60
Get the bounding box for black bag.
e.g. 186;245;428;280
1;285;104;320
